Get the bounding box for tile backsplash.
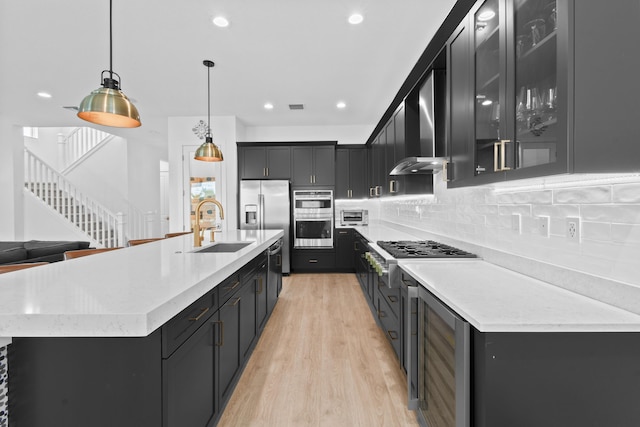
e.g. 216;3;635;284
337;173;640;287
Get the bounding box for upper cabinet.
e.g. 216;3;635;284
239;146;291;180
336;147;368;199
447;0;640;186
292;145;335;187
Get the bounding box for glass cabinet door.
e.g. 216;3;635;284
513;0;558;169
473;0;504;176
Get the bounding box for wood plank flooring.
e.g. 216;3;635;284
217;273;419;427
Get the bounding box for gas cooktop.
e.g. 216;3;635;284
376;240;477;259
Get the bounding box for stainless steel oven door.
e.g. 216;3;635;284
408;284;470;427
293;217;333;248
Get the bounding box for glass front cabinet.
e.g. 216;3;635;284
449;0;568;186
448;0;640;187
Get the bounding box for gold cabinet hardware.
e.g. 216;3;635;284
493;139;511;172
266;167;269;176
387;295;398;303
442;160;450;182
369;187;376;197
339;230;348;235
309;259;318;263
353;242;359;251
389;180;398;193
276;254;282;266
188;306;210;322
231;297;241;306
213;320;224;346
224;280;240;291
378;309;387;318
387;330;399;340
257;277;263;294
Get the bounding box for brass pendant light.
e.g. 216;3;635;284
77;0;141;128
194;60;224;162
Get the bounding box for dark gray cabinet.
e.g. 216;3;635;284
354;232;370;293
291;249;335;271
217;292;241;404
335;147;368;199
447;0;640;187
163;320;217;427
334;228;354;271
292;145;335;186
255;256;269;331
239;146;291;179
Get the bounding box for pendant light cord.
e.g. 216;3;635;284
109;0;113;80
207;62;212;137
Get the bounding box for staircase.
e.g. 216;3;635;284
60;127;114;173
23;148;153;248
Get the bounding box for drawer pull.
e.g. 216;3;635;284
213;320;224;346
387;295;398;303
188;306;210;322
308;259;318;263
231;297;241;306
257;277;263;294
378;309;387;318
224;280;240;291
387;330;399;341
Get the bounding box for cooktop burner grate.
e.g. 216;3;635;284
376;240;477;258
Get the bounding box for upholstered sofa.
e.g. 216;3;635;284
0;241;91;265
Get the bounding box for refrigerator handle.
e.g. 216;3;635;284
258;193;265;229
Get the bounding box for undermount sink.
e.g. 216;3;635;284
193;242;253;253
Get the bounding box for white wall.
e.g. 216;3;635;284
0;117;24;240
23;127;66;169
65;136;130;213
242;124;371;145
23;191;95;242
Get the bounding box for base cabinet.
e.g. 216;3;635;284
335;228;355;271
8;252;278;427
291;249;335;272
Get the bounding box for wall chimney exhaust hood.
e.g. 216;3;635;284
390;69;446;175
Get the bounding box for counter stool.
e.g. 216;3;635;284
127;238;165;246
0;262;49;274
165;231;192;238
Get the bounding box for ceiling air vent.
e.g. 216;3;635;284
288;104;304;110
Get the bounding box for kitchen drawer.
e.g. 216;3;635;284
292;250;335;271
378;293;401;361
218;272;243;305
377;277;400;319
162;288;218;358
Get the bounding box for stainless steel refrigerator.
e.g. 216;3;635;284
239;180;290;274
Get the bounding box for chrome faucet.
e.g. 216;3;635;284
193;198;225;247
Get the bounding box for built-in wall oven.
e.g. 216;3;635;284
293;190;333;248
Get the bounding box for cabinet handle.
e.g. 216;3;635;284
493;139;511;172
213;320;224;346
354;242;359;250
188;306;210;322
387;295;398;303
389;180;398;193
257;277;263;294
442;160;450;182
224;280;240;291
387;330;399;341
378;309;387;318
339;230;348;235
231;297;241;306
276;254;282;266
369;187;375;197
308;259;318;263
375;186;381;197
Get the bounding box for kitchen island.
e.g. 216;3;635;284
0;229;283;427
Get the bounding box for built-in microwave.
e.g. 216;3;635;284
339;209;368;226
293;190;334;248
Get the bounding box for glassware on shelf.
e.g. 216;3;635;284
545;1;557;31
516;34;531;58
525;18;547;46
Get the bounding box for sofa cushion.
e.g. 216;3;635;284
24;241;90;259
0;247;28;264
0;242;25;251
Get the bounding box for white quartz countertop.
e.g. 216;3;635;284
400;260;640;332
352;222;640;332
0;229;283;338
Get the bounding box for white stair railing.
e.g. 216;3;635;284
60;127;113;173
24;148;126;248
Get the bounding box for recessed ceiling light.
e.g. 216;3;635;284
348;13;363;25
477;10;495;21
264;103;274;110
336;101;346;109
37;92;52;98
212;16;229;27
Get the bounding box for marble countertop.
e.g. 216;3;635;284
0;229;283;338
353;222;640;332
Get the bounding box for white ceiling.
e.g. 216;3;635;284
0;0;456;147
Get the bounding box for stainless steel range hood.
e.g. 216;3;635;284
390;69;446;176
390;156;445;175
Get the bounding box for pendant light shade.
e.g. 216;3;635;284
194;60;223;162
77;0;141;128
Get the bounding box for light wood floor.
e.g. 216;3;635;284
217;273;419;427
